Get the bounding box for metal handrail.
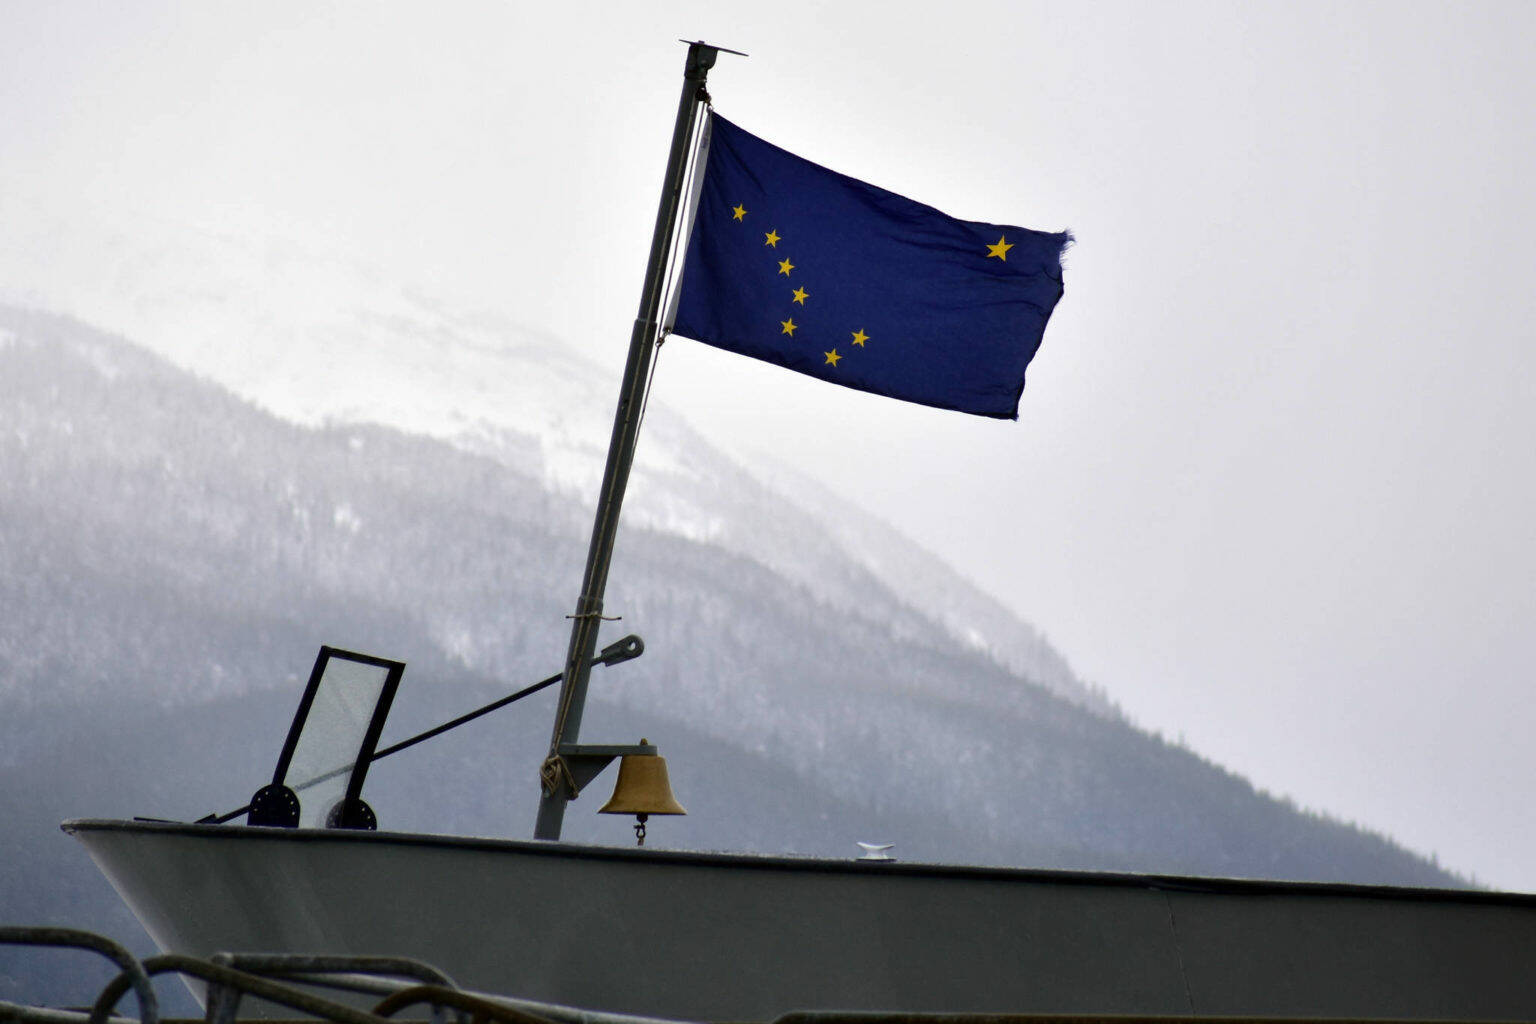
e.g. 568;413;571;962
91;954;391;1024
0;1000;93;1023
208;953;457;990
446;992;691;1024
374;985;562;1024
207;954;466;1024
0;927;157;1024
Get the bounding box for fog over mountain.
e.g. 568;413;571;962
0;203;1104;717
0;218;1466;1003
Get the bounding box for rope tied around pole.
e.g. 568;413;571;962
539;753;579;799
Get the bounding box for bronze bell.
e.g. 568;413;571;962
599;739;685;845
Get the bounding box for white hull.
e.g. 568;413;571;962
66;819;1536;1021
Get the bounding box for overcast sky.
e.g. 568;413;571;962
4;1;1534;890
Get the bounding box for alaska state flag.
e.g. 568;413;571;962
669;113;1070;420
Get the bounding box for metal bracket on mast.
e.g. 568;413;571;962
556;742;657;796
533;40;742;841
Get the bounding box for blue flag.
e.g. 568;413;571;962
669;114;1069;420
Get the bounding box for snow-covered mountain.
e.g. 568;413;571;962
0;195;1113;717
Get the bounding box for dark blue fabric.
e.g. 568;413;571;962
671;113;1070;419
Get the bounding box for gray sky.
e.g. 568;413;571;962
4;2;1534;889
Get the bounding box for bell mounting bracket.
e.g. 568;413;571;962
557;742;657;795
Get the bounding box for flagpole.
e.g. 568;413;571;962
534;40;727;840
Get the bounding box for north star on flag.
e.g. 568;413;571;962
667;113;1070;420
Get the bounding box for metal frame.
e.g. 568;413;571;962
264;646;405;826
0;926;158;1024
0;925;670;1024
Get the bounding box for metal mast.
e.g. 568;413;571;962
534;41;728;840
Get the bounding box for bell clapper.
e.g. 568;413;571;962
634;812;648;846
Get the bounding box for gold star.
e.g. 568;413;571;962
986;236;1014;261
791;286;809;305
824;349;841;367
764;229;780;247
778;257;795;276
732;204;747;221
781;318;798;336
850;328;869;347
